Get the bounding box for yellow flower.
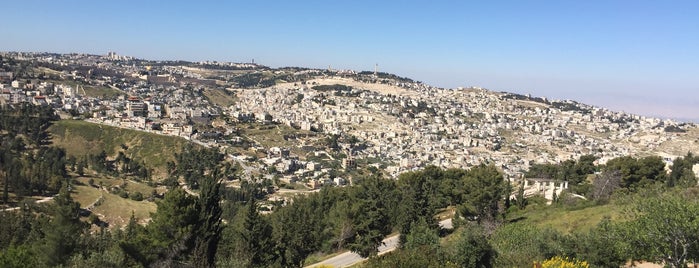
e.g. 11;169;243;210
535;256;590;268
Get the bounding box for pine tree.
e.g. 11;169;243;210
191;173;223;267
38;184;86;266
146;188;199;267
240;199;272;267
1;149;7;204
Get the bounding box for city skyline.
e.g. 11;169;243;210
2;0;697;121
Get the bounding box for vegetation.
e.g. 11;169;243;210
622;190;699;267
229;72;276;88
202;88;237;107
524;154;597;195
50;120;189;178
2;103;699;267
1;104;66;204
538;256;590;268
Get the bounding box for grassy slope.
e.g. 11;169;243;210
72;184;156;226
72;176;158;227
506;201;624;234
49;120;189;178
203;88;237;108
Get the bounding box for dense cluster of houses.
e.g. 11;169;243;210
0;52;692;190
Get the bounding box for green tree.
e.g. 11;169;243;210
403;218;440;250
0;207;35;250
144;188;199;266
0;245;39;268
459;164;506;226
347;176;394;258
623;193;699;267
525;163;560;179
515;182;527;209
363;247;449;268
38;184;87;266
326;198;356;251
76;157;86;176
1;149;8;204
270;195;324;267
667;153;698;187
570;217;626;267
450;224;497;268
191;173;223;268
605;156;666;189
396;167;441;245
240;199;273;267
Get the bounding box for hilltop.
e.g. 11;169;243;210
2;51;697;183
232;74;699;180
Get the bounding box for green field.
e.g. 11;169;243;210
73;184;157;226
50;120;190;178
72;176;158;227
506;201;624;234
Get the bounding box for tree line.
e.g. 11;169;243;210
1;102;698;267
0;141;511;267
1;104;67;203
524;153;698;199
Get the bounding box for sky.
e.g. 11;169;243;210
2;1;698;121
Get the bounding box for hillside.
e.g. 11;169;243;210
235;77;699;180
5;51;698;182
71;176;158;226
49;120;190;178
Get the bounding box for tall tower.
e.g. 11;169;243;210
374;63;378;77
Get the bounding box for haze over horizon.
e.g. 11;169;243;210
2;1;697;121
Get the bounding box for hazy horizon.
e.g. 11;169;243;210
2;1;697;121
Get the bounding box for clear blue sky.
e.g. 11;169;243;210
2;1;698;121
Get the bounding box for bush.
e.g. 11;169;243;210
527;196;549;206
150;189;159;199
88;214;100;225
491;223;568;267
118;191;128;199
449;224;497;267
129;191;143;201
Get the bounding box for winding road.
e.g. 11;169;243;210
305;218;453;268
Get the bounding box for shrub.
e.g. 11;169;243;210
129;191;143;201
88;214;100;225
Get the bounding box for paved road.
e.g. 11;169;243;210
306;218;453;268
1;195;55;212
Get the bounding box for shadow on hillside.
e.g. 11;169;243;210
508;216;527;223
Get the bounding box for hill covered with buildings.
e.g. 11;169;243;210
1;51;696;184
